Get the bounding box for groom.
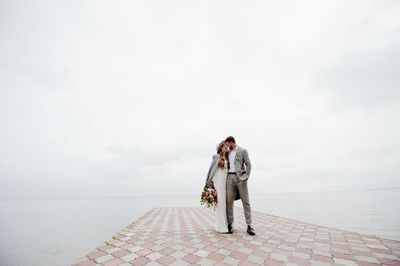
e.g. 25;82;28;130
225;136;255;236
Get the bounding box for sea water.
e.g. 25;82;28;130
0;188;399;266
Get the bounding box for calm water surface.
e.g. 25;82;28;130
0;189;399;266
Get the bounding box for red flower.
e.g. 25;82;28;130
200;186;218;209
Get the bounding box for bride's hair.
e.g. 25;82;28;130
217;141;228;169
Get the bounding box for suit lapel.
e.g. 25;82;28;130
235;146;241;159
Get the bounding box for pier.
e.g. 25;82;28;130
74;207;400;266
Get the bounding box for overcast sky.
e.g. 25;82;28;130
1;0;399;197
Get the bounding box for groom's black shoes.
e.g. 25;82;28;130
227;223;233;234
247;225;256;236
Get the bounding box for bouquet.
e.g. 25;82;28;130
200;181;218;209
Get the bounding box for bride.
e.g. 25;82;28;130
205;141;237;233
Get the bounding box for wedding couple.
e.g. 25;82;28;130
205;136;255;236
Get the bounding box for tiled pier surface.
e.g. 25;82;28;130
74;207;400;266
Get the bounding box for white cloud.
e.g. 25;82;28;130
1;0;399;197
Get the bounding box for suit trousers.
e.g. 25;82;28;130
226;173;252;225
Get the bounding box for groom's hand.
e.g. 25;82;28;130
240;173;249;181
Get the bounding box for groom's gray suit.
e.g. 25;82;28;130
226;146;252;225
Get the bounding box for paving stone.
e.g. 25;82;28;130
145;261;162;266
223;256;240;265
170;250;186;259
353;255;380;263
169;259;189;266
87;250;107;260
73;259;97;266
238;247;253;254
74;207;400;266
217;248;231;256
271;253;288;262
103;257;124;266
147;252;163;261
128;245;143;253
288;256;310;266
157;255;176;265
106;247;121;254
373;252;399;260
194;249;209;257
120;252;139;262
197;258;216;266
247;254;265;264
293;251;311;259
310;259;331;266
95;254;114;264
333;257;358;266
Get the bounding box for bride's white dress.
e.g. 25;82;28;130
213;163;238;233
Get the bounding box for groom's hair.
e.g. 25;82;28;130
225;136;236;143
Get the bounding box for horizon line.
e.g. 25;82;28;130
1;186;399;199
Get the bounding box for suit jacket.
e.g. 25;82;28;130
228;146;252;181
205;155;220;185
205;154;241;201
